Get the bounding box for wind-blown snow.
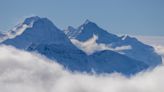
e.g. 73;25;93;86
71;34;132;55
7;24;31;39
0;24;31;43
0;45;164;92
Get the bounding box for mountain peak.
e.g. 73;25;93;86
77;19;99;32
23;16;59;31
65;19;119;43
3;16;74;49
67;26;76;31
121;34;131;40
120;34;138;41
84;19;92;25
82;19;97;26
23;16;41;25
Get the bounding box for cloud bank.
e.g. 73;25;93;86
154;45;164;61
0;45;164;92
135;35;164;60
136;36;164;46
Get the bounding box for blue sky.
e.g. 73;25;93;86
0;0;164;36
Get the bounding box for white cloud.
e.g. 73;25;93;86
135;35;164;46
71;35;131;55
114;45;132;52
135;35;164;61
154;45;164;61
0;45;164;92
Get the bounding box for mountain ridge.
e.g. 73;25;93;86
0;16;161;75
65;20;162;67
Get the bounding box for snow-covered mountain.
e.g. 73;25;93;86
65;20;119;43
2;16;75;49
65;20;162;67
0;16;159;75
1;16;91;72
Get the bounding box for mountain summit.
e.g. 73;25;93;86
65;20;119;44
23;16;40;25
3;16;73;49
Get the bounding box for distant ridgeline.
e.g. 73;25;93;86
0;16;162;76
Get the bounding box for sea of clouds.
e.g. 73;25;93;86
0;43;164;92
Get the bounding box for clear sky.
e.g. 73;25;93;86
0;0;164;36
